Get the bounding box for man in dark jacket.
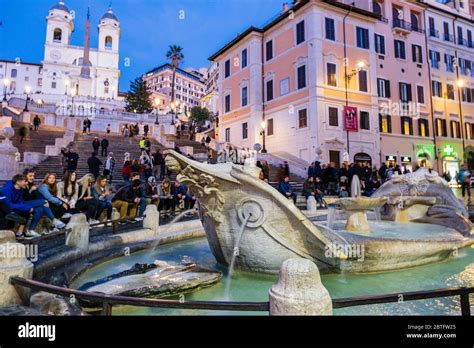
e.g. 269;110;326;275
87;152;103;179
100;138;109;157
278;175;296;204
111;179;144;222
61;147;79;171
171;180;196;211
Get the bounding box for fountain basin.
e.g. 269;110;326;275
336;197;388;233
386;196;437;223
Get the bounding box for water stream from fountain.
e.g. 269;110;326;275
224;212;252;300
327;204;336;230
351;175;361;198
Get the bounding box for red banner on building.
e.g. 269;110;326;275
344;106;358;132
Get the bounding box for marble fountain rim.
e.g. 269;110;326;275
32;220;206;284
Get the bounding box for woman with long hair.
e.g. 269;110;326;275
76;174;99;224
158;177;173;216
92;175;113;221
38;173;72;219
57;170;79;210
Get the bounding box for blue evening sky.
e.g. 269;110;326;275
0;0;284;92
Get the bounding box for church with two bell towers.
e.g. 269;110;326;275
42;1;121;100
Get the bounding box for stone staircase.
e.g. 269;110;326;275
32;132;165;182
0;121;66;162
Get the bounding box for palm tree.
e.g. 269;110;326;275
166;45;184;124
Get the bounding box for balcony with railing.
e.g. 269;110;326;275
392;19;425;34
443;33;454;43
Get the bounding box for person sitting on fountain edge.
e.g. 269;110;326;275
172;180;196;214
1;174;66;238
278;175;297;204
111;179;144;224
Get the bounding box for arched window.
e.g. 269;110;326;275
373;1;382;15
410;13;419;31
105;36;113;49
53;28;62;42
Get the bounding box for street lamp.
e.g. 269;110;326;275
260;120;267;153
23;85;31;112
154;97;160;124
70;87;76;117
2;78;10;101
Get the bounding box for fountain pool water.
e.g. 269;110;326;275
70;237;474;316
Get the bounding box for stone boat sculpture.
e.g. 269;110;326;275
165;151;474;274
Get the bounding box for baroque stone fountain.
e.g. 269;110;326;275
164;150;474;274
336;175;387;233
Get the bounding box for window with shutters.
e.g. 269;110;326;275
379;114;392;133
375;34;385;54
298;109;308;128
394;40;406;59
436;119;447;137
241;86;248;106
360;111;370;130
328;107;338;126
412;44;422;63
296;20;305;44
267;118;274;136
445;54;455;72
297;65;306;89
377;78;390;98
266;40;273;61
450;120;461;138
447;84;455;100
356;27;369;49
242;122;248;139
225;128;230;142
224;94;231;113
266;80;274;101
432;81;442;98
241;49;248;68
325;18;335;41
359;70;368;92
418;119;429;137
417;85;425;104
430;50;440;69
401;117;413;135
399;83;412;102
327;63;337;87
224;60;230;78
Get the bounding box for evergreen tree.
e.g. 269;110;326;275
125;77;153;113
190;106;210;123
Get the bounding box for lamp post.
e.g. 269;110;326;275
154;97;160;125
343;60;365;158
23;85;31;112
3;78;10;101
456;79;467;160
70;87;76;117
260;120;267;153
64;80;69;95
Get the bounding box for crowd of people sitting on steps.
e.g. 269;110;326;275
0;126;198;241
